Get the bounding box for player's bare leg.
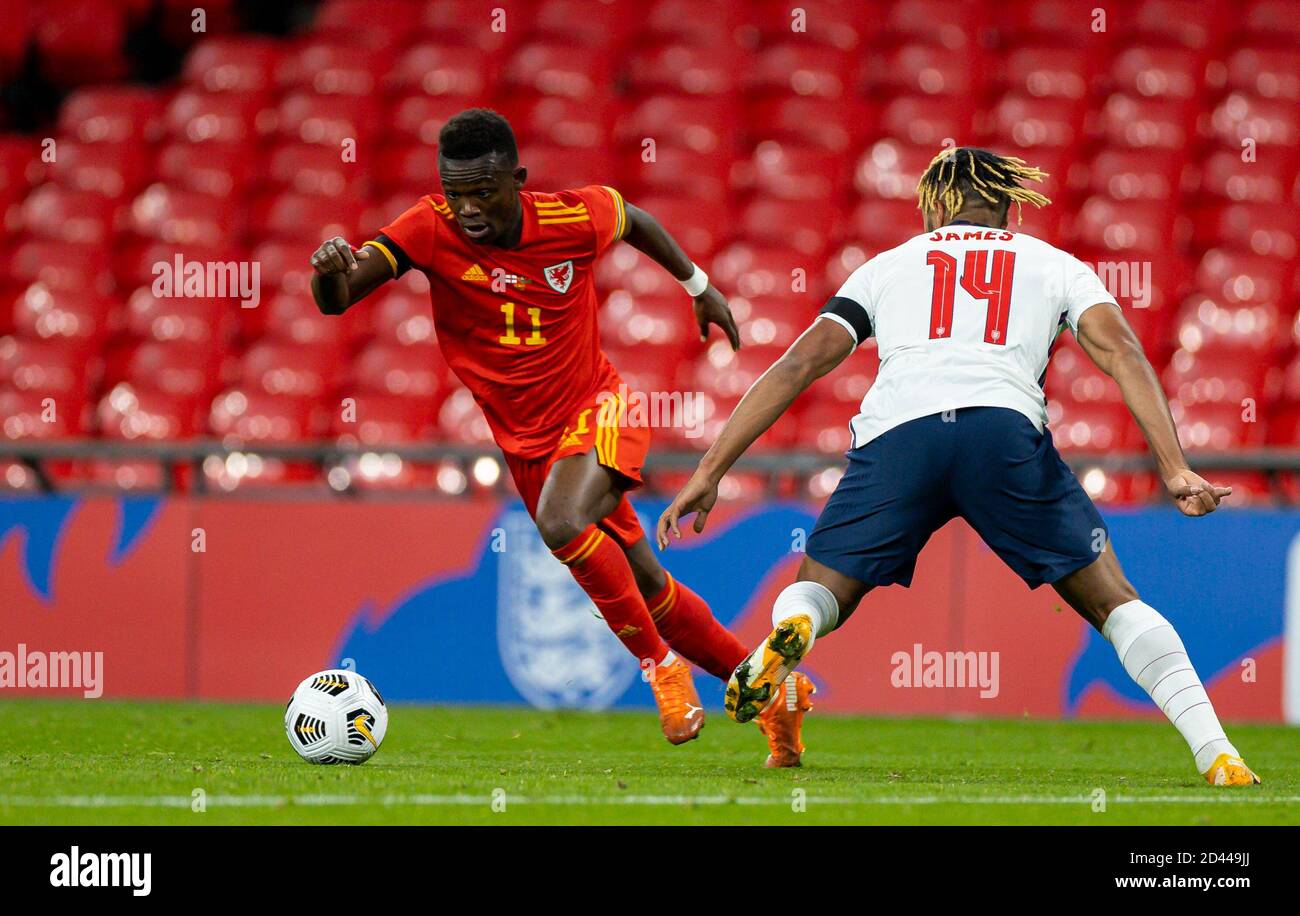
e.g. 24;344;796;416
727;556;869;724
536;451;702;744
623;534;815;765
1053;546;1260;786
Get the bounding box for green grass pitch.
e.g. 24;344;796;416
0;700;1296;825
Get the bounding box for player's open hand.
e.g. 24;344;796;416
693;285;741;351
1164;469;1232;517
310;236;370;275
656;472;720;549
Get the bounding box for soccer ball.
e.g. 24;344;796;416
284;669;388;764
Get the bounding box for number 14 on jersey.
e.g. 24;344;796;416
926;249;1017;345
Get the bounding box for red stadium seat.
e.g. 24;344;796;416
314;0;414;54
166;89;271;145
626;43;740;96
59;86;169;145
795;401;856;455
257;191;362;244
853;140;935;200
689;344;789;399
102;339;220;400
997;47;1093;100
1132;0;1227;50
523;145;623;194
1098;95;1192;149
10;285;116;355
373;143;443;195
388;94;473;145
260;291;356;350
745;96;866;153
0;336;86;403
275;91;379;148
20;186;118;245
267;143;358;197
209;387;324;442
1173;297;1283;359
1163;347;1270;407
155;141;251;196
129;184;242;246
622;195;725;261
330;393;439;445
35;0;129;85
884;0;981;48
10;240;113;294
95;383;202;441
250;239;321;297
1045;340;1124;406
602;292;699;352
738;197;837;257
711;241;820;306
1086;149;1184;201
746;0;876;51
743;44;854;98
240;341;337;398
614;95;739;157
532;0;639;46
1110;47;1204;101
881;96;973;148
1210;205;1298;259
510;96;613;149
848;198;928;249
1196;149;1292;204
418;0;529;54
369;286;440;348
1048;402;1136;452
1194;250;1292;305
275;39;382;96
124;288;237;347
1224;48;1300;102
384;44;491;98
1;385;85;440
183;36;282;94
1170;400;1267;450
862;43;980;97
1241;0;1300;46
746;141;848;201
351;342;447;399
46;140;154;200
503;42;611;100
1072;197;1173;252
1208;93;1299;149
648;0;743;46
987;94;1083;149
599;343;677;394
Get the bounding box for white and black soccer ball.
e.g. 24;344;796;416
284;669;388;764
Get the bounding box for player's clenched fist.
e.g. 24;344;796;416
310;236;371;274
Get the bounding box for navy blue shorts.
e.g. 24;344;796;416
806;407;1106;589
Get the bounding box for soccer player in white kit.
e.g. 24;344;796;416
657;147;1259;786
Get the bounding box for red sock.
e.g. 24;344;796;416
553;525;669;667
647;573;747;680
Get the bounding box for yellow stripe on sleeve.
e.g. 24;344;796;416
603;186;627;242
362;240;398;275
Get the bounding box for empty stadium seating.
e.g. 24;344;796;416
0;0;1297;504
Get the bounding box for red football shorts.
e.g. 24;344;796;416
503;381;652;550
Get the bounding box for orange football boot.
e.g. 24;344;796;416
1203;753;1261;786
649;655;704;745
756;672;816;768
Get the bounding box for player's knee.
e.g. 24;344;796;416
534;508;585;550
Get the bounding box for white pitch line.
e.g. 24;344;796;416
0;793;1297;809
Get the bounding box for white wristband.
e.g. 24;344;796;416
680;264;709;297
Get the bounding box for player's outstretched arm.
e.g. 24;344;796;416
1075;302;1231;517
621;202;740;349
310;237;394;315
657;318;854;547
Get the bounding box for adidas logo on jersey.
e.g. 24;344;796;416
460;263;530;290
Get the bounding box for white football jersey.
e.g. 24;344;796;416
817;223;1118;448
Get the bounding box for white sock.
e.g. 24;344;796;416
772;581;840;651
1102;600;1237;773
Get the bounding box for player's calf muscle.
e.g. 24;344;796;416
1052;550;1139;630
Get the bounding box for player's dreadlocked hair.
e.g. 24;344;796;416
438;108;519;165
916;147;1051;224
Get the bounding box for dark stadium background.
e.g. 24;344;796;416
0;1;1298;726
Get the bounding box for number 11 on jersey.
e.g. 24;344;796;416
926;249;1017;345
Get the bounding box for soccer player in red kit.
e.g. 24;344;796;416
310;109;813;766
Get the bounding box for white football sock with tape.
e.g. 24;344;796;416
1102;599;1237;774
772;581;840;651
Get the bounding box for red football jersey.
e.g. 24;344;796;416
369;185;629;458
